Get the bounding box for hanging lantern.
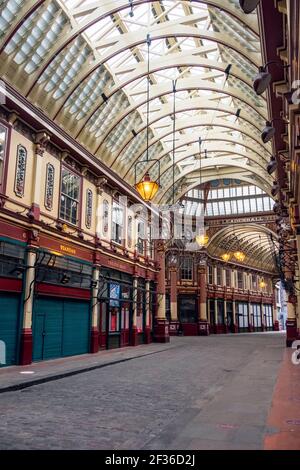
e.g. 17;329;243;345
221;253;231;262
135;172;159;202
234;251;245;262
259;278;266;289
134;34;161;203
196;233;209;247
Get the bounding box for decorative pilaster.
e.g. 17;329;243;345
197;257;209;336
131;276;138;346
232;298;238;333
90;265;100;353
144;279;152;343
20;248;37;365
29;132;50;221
153;240;170;343
248;298;254;332
224;298;228;333
214;297;218;334
169;267;179;335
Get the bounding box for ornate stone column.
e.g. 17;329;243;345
197;254;209;336
248;295;254;332
131;275;139;346
153;240;170;343
20;247;37;365
145;278;152;343
90;263;100;353
29;132;50;221
169;266;179;335
232;297;238;333
214;297;218;334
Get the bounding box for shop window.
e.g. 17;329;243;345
208;265;213;284
60;167;80;225
264;305;273;329
217;300;225;324
252;274;258;291
137;220;145;255
209;299;215;325
237;271;244;290
216;267;222;286
112;200;124;244
237;302;248;330
0;124;8;190
225;269;231;287
0;240;25;279
36;253;92;289
252;303;262;329
180;257;193;281
179;296;197;323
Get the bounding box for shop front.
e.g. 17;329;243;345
0;238;26;367
252;303;263;332
33;248;93;361
178;295;198;335
98;268;133;350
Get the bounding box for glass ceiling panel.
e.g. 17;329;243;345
1;0;269;202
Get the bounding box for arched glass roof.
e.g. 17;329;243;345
0;0;272;204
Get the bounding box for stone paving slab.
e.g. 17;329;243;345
0;333;291;450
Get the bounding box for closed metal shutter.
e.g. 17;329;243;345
33;298;89;361
0;294;20;367
63;300;89;356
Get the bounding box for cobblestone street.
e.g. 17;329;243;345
0;333;291;450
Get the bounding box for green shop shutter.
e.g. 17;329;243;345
63;300;89;357
0;294;20;367
33;298;63;361
33;297;90;361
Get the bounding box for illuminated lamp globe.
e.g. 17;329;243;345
259;279;266;289
135;172;159;202
221;253;231;263
234;251;246;262
196;234;209;247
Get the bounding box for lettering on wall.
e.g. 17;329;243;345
45;163;55;210
14;145;27;197
60;244;76;255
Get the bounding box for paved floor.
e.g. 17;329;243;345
0;332;296;450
